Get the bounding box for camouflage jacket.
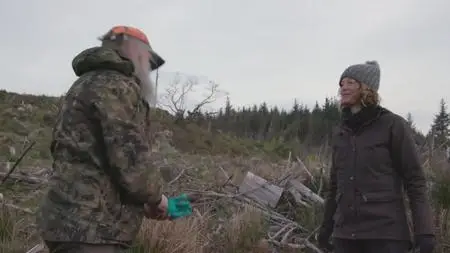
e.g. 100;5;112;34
36;47;163;246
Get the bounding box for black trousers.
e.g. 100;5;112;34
333;238;411;253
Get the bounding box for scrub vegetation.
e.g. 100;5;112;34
0;89;449;253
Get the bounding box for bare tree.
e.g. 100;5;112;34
158;73;195;116
158;73;227;120
190;80;222;114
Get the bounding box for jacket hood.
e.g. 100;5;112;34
71;47;135;77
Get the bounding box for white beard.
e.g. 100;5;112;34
136;67;157;107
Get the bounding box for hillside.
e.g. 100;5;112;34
0;90;449;253
0;89;273;166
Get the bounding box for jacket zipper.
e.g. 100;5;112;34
351;134;356;174
353;125;371;205
351;134;358;216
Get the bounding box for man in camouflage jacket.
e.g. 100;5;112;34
36;26;167;253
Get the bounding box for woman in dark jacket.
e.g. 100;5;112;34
317;61;436;253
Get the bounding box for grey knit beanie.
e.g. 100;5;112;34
339;60;381;91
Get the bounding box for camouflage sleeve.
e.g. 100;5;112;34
90;80;162;206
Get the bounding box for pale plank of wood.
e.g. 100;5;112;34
238;171;284;208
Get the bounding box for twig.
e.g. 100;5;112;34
268;223;292;240
276;172;293;186
218;166;234;187
233;196;308;232
296;156;314;181
218;165;229;179
191;190;302;229
1;140;36;184
2;202;34;214
213;224;223;235
306;225;321;241
317;166;325;197
304;239;324;253
266;239;305;249
168;168;187;185
281;226;296;243
25;243;45;253
268;238;324;253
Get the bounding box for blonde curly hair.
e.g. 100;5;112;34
338;82;381;110
360;84;380;107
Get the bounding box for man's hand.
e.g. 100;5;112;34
144;195;169;220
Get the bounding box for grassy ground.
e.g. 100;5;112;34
0;152;315;253
1;89;450;252
2;151;449;253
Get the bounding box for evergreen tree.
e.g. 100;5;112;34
196;95;427;157
406;112;414;128
224;96;232;118
431;98;450;147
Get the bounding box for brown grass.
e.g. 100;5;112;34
0;206;37;253
0;145;449;253
129;204;270;253
0;152;302;253
132;215;208;253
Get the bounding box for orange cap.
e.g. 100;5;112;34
100;25;165;70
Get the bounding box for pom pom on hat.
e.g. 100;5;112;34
365;60;379;67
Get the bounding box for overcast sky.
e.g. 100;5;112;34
1;0;449;133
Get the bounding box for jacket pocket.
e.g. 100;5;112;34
358;191;405;222
360;191;402;203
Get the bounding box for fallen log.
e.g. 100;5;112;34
0;172;47;184
287;179;324;205
287;188;311;207
238;171;284;208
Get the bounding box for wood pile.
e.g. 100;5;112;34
185;163;326;253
